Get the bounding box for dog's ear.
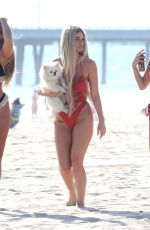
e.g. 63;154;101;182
57;62;62;68
54;61;62;70
42;64;48;70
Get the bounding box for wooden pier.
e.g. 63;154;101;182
13;28;150;85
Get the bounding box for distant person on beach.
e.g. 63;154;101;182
10;98;24;128
37;26;106;208
0;18;15;178
31;90;38;118
132;49;149;89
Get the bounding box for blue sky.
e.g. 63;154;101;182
1;0;150;29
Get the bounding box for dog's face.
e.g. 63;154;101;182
40;62;62;82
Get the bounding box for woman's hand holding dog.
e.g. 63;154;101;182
37;89;61;97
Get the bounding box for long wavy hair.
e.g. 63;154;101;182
0;22;15;86
60;26;88;112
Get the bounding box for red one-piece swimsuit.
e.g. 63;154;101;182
59;76;88;129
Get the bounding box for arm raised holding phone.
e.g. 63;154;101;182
132;49;150;90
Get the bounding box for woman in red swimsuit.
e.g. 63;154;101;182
38;26;106;208
0;18;15;178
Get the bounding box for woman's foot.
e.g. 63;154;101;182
77;202;85;208
66;193;76;206
66;200;76;206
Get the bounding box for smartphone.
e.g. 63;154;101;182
138;62;145;72
0;64;5;77
138;54;145;72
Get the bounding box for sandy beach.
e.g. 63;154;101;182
1;88;150;230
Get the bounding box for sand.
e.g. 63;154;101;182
1;89;150;230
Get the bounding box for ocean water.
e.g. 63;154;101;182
11;41;146;88
7;41;150;119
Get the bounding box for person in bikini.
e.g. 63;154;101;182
0;18;15;178
38;26;106;208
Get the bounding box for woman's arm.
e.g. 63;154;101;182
0;18;14;59
37;89;61;97
88;59;106;138
132;50;150;90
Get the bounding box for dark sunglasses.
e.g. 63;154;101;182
0;64;5;76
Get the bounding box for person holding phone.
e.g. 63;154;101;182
0;18;15;178
131;49;150;89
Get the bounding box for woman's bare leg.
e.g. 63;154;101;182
0;102;10;178
71;105;93;207
54;120;76;205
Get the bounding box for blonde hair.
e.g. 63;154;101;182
60;26;88;111
0;22;15;86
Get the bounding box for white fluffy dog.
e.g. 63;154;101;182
39;61;68;116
